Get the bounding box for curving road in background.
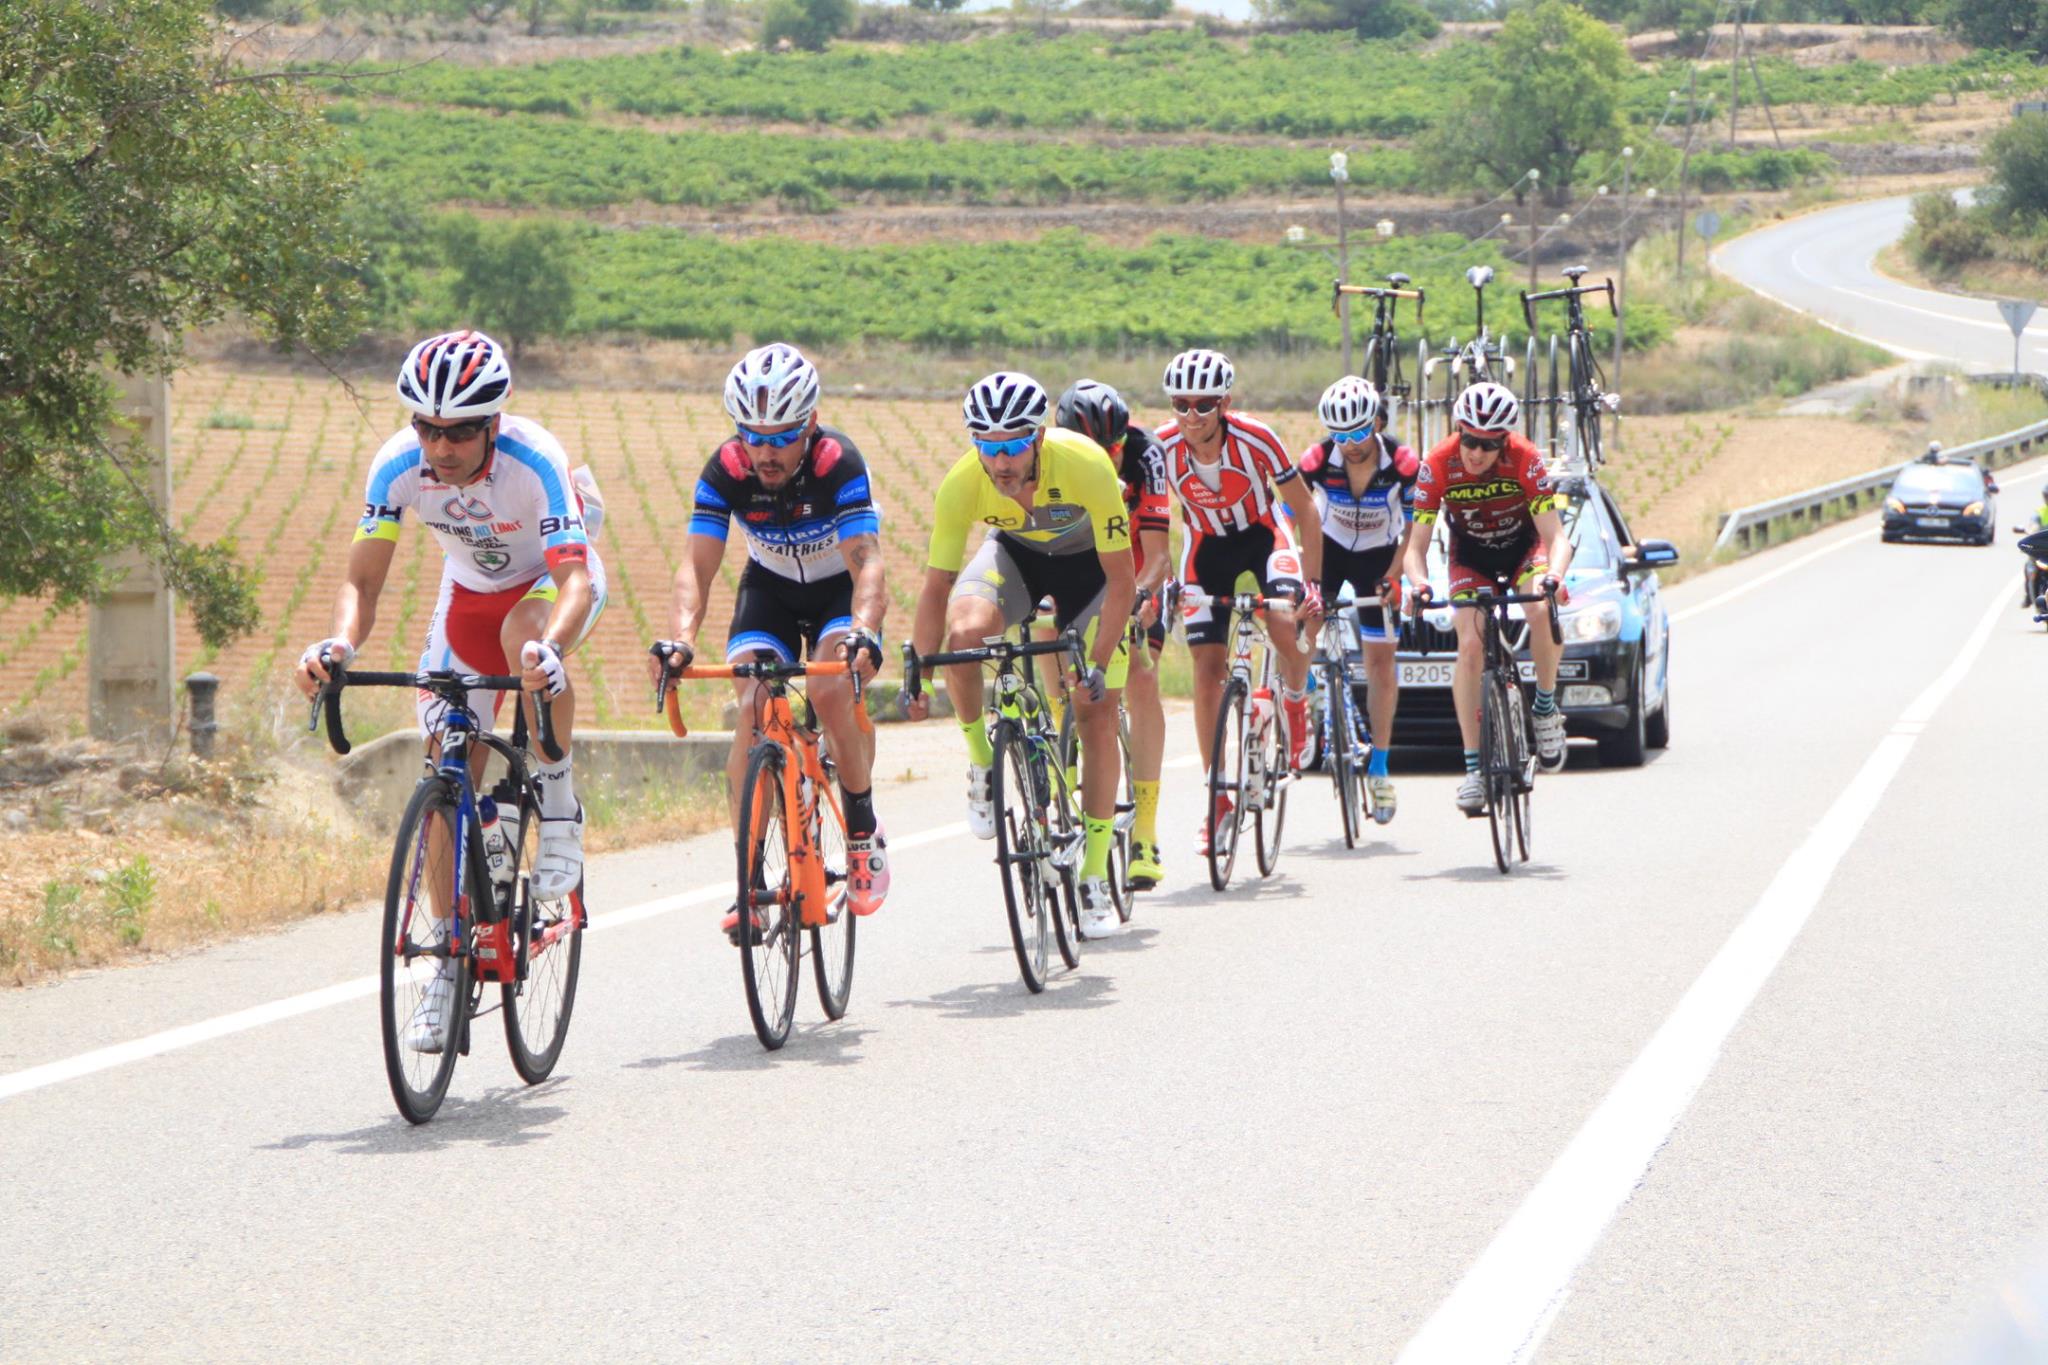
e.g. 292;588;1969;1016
5;196;2048;1362
1714;192;2048;369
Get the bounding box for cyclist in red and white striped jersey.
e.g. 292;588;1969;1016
1154;348;1323;857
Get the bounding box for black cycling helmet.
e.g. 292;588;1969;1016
1055;379;1132;451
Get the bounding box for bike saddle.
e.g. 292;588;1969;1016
1562;264;1591;281
1466;265;1495;289
1386;272;1411;286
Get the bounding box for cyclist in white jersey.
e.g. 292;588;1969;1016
295;331;605;1048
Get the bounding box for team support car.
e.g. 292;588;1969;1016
1881;457;1997;545
1390;472;1676;767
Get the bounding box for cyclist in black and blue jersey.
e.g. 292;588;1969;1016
1292;376;1417;821
656;343;892;928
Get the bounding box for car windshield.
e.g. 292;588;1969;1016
1893;466;1981;498
1564;498;1613;571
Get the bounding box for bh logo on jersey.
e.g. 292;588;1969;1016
442;493;494;522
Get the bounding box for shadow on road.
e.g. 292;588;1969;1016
1141;876;1307;909
887;971;1115;1020
626;1023;872;1073
263;1082;569;1155
1403;861;1566;883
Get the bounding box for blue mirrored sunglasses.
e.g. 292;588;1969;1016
1328;426;1376;445
973;434;1036;459
736;426;807;448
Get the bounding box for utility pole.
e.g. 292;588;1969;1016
1331;151;1353;377
1677;67;1699;283
89;368;175;741
1729;1;1742;146
1614;146;1632;397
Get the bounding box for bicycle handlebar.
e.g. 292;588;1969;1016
649;646;872;740
1421;585;1565;646
1520;277;1618;333
901;631;1083;705
1333;281;1425;320
311;665;561;762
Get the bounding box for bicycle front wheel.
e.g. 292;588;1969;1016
380;777;473;1124
737;744;801;1049
1207;678;1249;891
1480;674;1515;875
1507;688;1534;865
1045;744;1083;970
992;723;1052;993
503;796;582;1085
1112;710;1135;924
810;782;856;1021
1324;661;1360;850
1254;700;1289;878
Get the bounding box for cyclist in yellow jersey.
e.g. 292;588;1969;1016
907;371;1137;939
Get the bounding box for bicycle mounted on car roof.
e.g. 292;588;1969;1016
1522;265;1620;472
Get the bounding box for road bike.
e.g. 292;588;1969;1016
1335;272;1424;444
1054;613;1154;923
904;622;1085;993
1427;582;1560;875
1417;265;1518;450
653;649;863;1050
1182;589;1299;891
1314;581;1398;849
1523;265;1619;470
312;662;580;1125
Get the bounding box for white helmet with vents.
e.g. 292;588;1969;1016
396;330;512;419
723;342;821;427
1452;380;1520;434
1162;348;1235;398
962;371;1050;435
1318;376;1382;433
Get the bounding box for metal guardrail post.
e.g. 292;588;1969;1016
184;672;219;759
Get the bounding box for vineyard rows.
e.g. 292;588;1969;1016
0;367;1321;731
340;32;2045;138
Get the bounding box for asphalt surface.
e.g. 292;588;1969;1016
1714;193;2048;371
8;198;2048;1362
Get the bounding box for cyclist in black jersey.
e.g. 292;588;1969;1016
1056;379;1173;888
656;344;891;926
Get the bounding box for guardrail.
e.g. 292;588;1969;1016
1713;415;2048;555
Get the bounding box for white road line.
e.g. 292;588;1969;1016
0;819;972;1103
1396;581;2012;1365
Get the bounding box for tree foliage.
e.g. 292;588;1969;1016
760;0;854;51
1941;0;2048;54
1987;112;2048;218
1258;0;1438;39
1;0;361;645
1419;0;1629;205
440;216;579;356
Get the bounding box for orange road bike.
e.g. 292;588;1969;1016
653;651;866;1050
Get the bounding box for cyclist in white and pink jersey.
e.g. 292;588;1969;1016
1155;348;1323;856
294;332;605;1050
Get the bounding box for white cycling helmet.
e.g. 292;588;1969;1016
1318;376;1382;433
1452;380;1520;434
962;371;1050;435
396;330;512;420
723;342;820;427
1162;348;1235;398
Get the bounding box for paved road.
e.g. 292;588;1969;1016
1714;192;2048;371
6;467;2048;1359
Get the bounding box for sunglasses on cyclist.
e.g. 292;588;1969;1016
736;425;808;449
1171;397;1223;417
1459;431;1507;453
1328;426;1376;446
411;416;492;445
973;434;1037;459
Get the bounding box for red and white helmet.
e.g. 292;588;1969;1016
723;342;820;427
1318;376;1382;433
396;330;512;419
1452;380;1520;434
962;371;1050;435
1162;348;1235;398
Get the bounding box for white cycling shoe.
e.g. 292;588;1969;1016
1078;878;1122;939
531;802;585;900
967;764;995;840
404;959;456;1054
1455;772;1486;816
1532;711;1567;772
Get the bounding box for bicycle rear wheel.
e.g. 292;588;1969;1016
810;782;856;1021
1507;688;1534;864
1112;710;1135;924
737;744;800;1049
503;793;582;1084
1480;674;1514;875
1254;703;1289;878
991;723;1052;993
1045;743;1083;969
380;777;473;1124
1324;660;1360;850
1207;678;1249;890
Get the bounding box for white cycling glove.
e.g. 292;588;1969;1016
300;637;354;677
522;639;568;698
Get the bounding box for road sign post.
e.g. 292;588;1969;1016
1998;298;2037;382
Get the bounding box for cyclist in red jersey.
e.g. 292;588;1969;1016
1157;348;1323;856
1404;381;1574;814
